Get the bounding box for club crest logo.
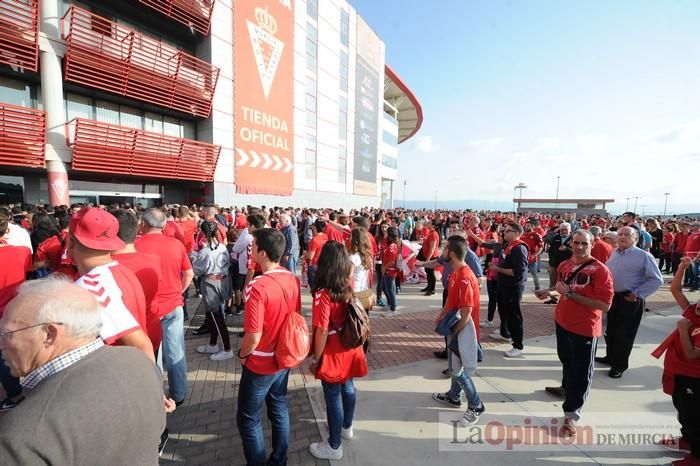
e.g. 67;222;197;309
247;6;284;100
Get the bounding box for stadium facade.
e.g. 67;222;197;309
0;0;422;210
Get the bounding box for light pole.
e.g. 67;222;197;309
633;196;640;213
433;189;438;211
625;197;630;211
403;180;407;208
513;182;527;212
555;176;560;201
663;192;670;217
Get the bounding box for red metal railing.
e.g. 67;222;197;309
68;118;220;182
61;6;219;118
0;103;46;169
0;0;39;72
138;0;215;36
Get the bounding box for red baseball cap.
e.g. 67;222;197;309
69;207;125;251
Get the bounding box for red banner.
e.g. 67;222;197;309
233;0;294;195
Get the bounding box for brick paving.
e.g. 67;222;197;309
161;275;680;465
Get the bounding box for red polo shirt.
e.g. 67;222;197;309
163;220;186;247
177;218;197;253
685;232;700;258
445;264;481;339
421;230;440;259
591;239;613;263
521;232;544;264
135;233;192;317
35;232;77;279
0;245;32;317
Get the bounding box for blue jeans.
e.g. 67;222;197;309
237;366;290;466
447;320;482;408
382;275;397;311
0;350;21;399
281;255;297;275
158;305;188;402
322;379;356;449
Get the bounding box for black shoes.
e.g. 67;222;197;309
434;350;448;360
544;298;558;304
545;386;566;398
424;290;436;296
594;356;611;365
191;324;210;336
608;369;624;379
420;287;429;292
159;428;169;456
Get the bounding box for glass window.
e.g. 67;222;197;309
382;129;397;147
340;10;349;47
306;76;316;95
65;93;92;121
306;24;317;71
306;112;316;129
0;77;32;107
163;116;181;137
338;98;347;140
306;0;318;19
339;51;348;90
338;145;346;184
95;100;120;125
305;93;316;112
119;105;142;129
305;148;316;179
144;112;163;133
382;156;398;169
182;121;195;140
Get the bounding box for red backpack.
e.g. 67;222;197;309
268;272;310;369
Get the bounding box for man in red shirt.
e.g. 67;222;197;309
305;220;329;290
535;229;613;437
419;222;441;295
67;208;153;362
589;226;613;263
237;228;301;466
522;220;544;290
0;215;32;411
111;209;164;353
135;208;193;405
33;214;77;279
432;236;485;426
325;212;345;244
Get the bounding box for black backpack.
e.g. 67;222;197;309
339;298;371;351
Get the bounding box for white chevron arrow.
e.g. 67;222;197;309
236;149;249;166
283;157;292;173
272;154;282;171
250;150;261;168
261;153;272;169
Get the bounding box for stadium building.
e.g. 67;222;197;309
0;0;422;210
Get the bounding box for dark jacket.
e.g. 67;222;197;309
548;234;572;267
498;242;529;287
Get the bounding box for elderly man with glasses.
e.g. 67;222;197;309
0;278;166;465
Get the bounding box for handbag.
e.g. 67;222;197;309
353;288;376;311
435;309;460;336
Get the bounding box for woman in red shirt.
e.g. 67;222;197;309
660;224;676;274
33;215;77;279
309;242;368;461
381;227;401;313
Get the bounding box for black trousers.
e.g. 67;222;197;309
672;375;700;458
556;323;596;420
486;279;498;321
497;284;524;349
604;292;644;371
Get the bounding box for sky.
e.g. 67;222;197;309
349;0;700;214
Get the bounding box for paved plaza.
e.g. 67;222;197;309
159;271;689;466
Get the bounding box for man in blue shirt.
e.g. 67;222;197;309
596;226;663;378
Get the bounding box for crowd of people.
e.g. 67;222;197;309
0;201;698;464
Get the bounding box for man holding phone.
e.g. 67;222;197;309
596;226;663;378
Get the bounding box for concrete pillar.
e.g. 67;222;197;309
39;0;70;206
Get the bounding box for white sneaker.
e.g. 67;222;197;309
490;331;510;341
504;347;523;358
309;440;343;460
458;408;482;427
210;350;234;361
480;320;496;328
197;344;219;354
342;426;354;439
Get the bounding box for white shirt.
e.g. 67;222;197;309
349;253;370;292
231;228;252;275
5;223;32;252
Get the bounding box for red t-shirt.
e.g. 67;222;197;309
591;239;613;263
421;230;440;259
0;245;32;317
234;214;248;230
34;232;77;278
674;232;690;254
244;268;301;375
534;226;546;237
382;243;400;278
312;289;346;331
163;220;186;248
445;265;480;339
521;232;544;264
685;232;700;258
75;262;145;345
308;233;329;265
112;251;163;351
661;232;675;253
326;226;345;244
135;233;192;317
195;221;227;251
177;219;197;253
555;258;614;337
